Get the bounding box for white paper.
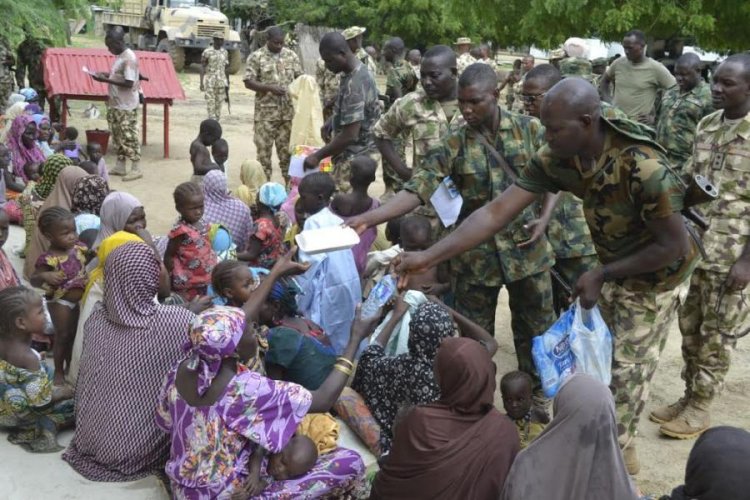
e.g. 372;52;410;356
295;225;360;254
288;155;319;179
430;182;463;227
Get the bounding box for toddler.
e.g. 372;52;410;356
86;142;109;182
267;434;318;481
164;182;218;301
0;286;74;452
330;155;380;275
239;182;287;269
30;207;88;389
501;371;547;449
296;172;361;355
58;126;83;164
212;138;229;176
78;160;98;176
400;215;450;298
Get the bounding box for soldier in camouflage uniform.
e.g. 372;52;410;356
0;37;15;112
304;32;380;193
244;26;303;182
200;35;229;121
354;63;557;395
396;78;699;475
652;54;750;440
15;35;50;116
373;45;463;215
655;53;713;170
316;58;340;122
342;27;378;79
454;37;476;75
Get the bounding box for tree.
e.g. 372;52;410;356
0;0;90;47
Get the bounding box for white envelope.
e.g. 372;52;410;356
288;155;319;179
295;226;360;255
430;181;463;227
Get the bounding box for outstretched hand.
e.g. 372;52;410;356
350;304;382;342
273;246;311;277
392;251;431;289
346;217;370;235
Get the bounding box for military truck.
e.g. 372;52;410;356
100;0;243;73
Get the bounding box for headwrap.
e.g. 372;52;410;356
407;301;455;360
258;182;287;212
72;175;109;215
7;114;46;180
94;192;143;248
83;230;143;302
238;159;267;207
269;277;302;316
19;88;38;102
6;94;24;107
185;306;246;396
0;102;28;143
32;114;48;126
102;242;160;328
33;154;73;199
435;336;495;414
25;103;42;115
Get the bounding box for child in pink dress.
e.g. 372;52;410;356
165;182;218;301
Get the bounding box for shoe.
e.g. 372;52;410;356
623;444;640;475
109;158;126;176
649;397;688;424
659;403;710;439
123;161;143;182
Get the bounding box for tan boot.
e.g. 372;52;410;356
109;158;126;176
649;397;688;424
123;160;143;182
623;444;640;475
659;402;710;440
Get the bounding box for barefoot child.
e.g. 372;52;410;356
190;119;223;184
400;214;450;298
30;207;88;389
238;182;287;269
296;172;361;355
501;371;547;449
330;155;380;275
0;286;74;452
164;182;218;301
85;142;109;182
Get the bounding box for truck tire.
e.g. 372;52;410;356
228;49;243;75
157;39;185;72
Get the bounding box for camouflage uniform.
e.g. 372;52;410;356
355;48;378;80
677;110;750;408
517;116;699;447
332;62;381;193
655;82;713;170
202;47;228;121
0;38;15;112
404;107;556;386
15;37;47;110
456;53;476;75
244;46;303;181
559;57;598;86
510;78;526;113
381;60;419;192
316;58;340;122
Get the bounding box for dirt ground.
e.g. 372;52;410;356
38;36;750;497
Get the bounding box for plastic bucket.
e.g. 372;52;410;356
85;129;111;155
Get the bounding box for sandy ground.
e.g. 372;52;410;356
0;35;748;498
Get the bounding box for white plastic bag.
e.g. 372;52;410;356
532;306;577;398
569;298;613;386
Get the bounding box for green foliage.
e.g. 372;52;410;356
0;0;91;47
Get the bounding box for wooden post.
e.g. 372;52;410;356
163;102;170;158
142;102;147;145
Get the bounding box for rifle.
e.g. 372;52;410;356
225;80;231;115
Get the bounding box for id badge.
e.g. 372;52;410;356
442;176;460;199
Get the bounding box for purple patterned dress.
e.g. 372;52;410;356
156;366;364;499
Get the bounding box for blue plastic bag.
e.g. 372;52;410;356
570;299;613;386
532;306;577;398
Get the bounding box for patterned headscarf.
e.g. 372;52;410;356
33;154;72;199
102;242;160;328
94;192;143;248
407;302;456;360
203;169;230;203
7;114;46;180
185;306;246;396
72;175;110;215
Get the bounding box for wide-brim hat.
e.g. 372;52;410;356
342;26;366;40
454;37;472;45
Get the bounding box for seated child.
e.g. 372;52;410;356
501;371;547;449
400;215;450;298
190;119;222;184
57;126;83;164
85;142;109;182
29;207;88;390
239;182;287;269
164;182;218;301
330;155;380;275
0;286;74;452
284;198;306;248
212;138;229;176
78;160;98;176
296;172;361;355
267;435;318;481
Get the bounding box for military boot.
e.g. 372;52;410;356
123;160;143;182
649;396;688;424
659;401;710;440
109;158;126;176
623;444;640;475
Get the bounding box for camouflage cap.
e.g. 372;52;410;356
560;57;593;77
342;26;366;40
549;48;566;60
454;37;472;45
591;57;609;67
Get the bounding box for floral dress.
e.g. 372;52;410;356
0;356;74;452
35;242;88;300
156;366;364;499
168;220;218;300
249;217;283;269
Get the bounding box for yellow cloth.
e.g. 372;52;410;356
285;223;300;247
288;74;324;150
83;231;143;302
296;413;339;455
238;159;267;208
513;417;546;449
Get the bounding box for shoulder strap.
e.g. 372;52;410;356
472;129;519;181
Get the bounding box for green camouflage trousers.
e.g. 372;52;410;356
205;85;225;121
678;268;749;405
552;254;599;314
599;281;684;447
106;107;141;162
332;151;381;194
254;119;292;182
454;271;556;388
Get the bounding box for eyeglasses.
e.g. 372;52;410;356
520;92;547;103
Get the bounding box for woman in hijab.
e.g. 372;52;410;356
202;169;253;252
501;374;638;500
23;164;88;279
6;114;46;181
71;175;109;236
0;101;28;143
237;158;266;212
63;242;196;482
371;337;520;500
93;191;143;250
660;426;750;500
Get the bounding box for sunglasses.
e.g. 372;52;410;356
520;92;547;103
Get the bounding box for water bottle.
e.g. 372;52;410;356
361;275;397;319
